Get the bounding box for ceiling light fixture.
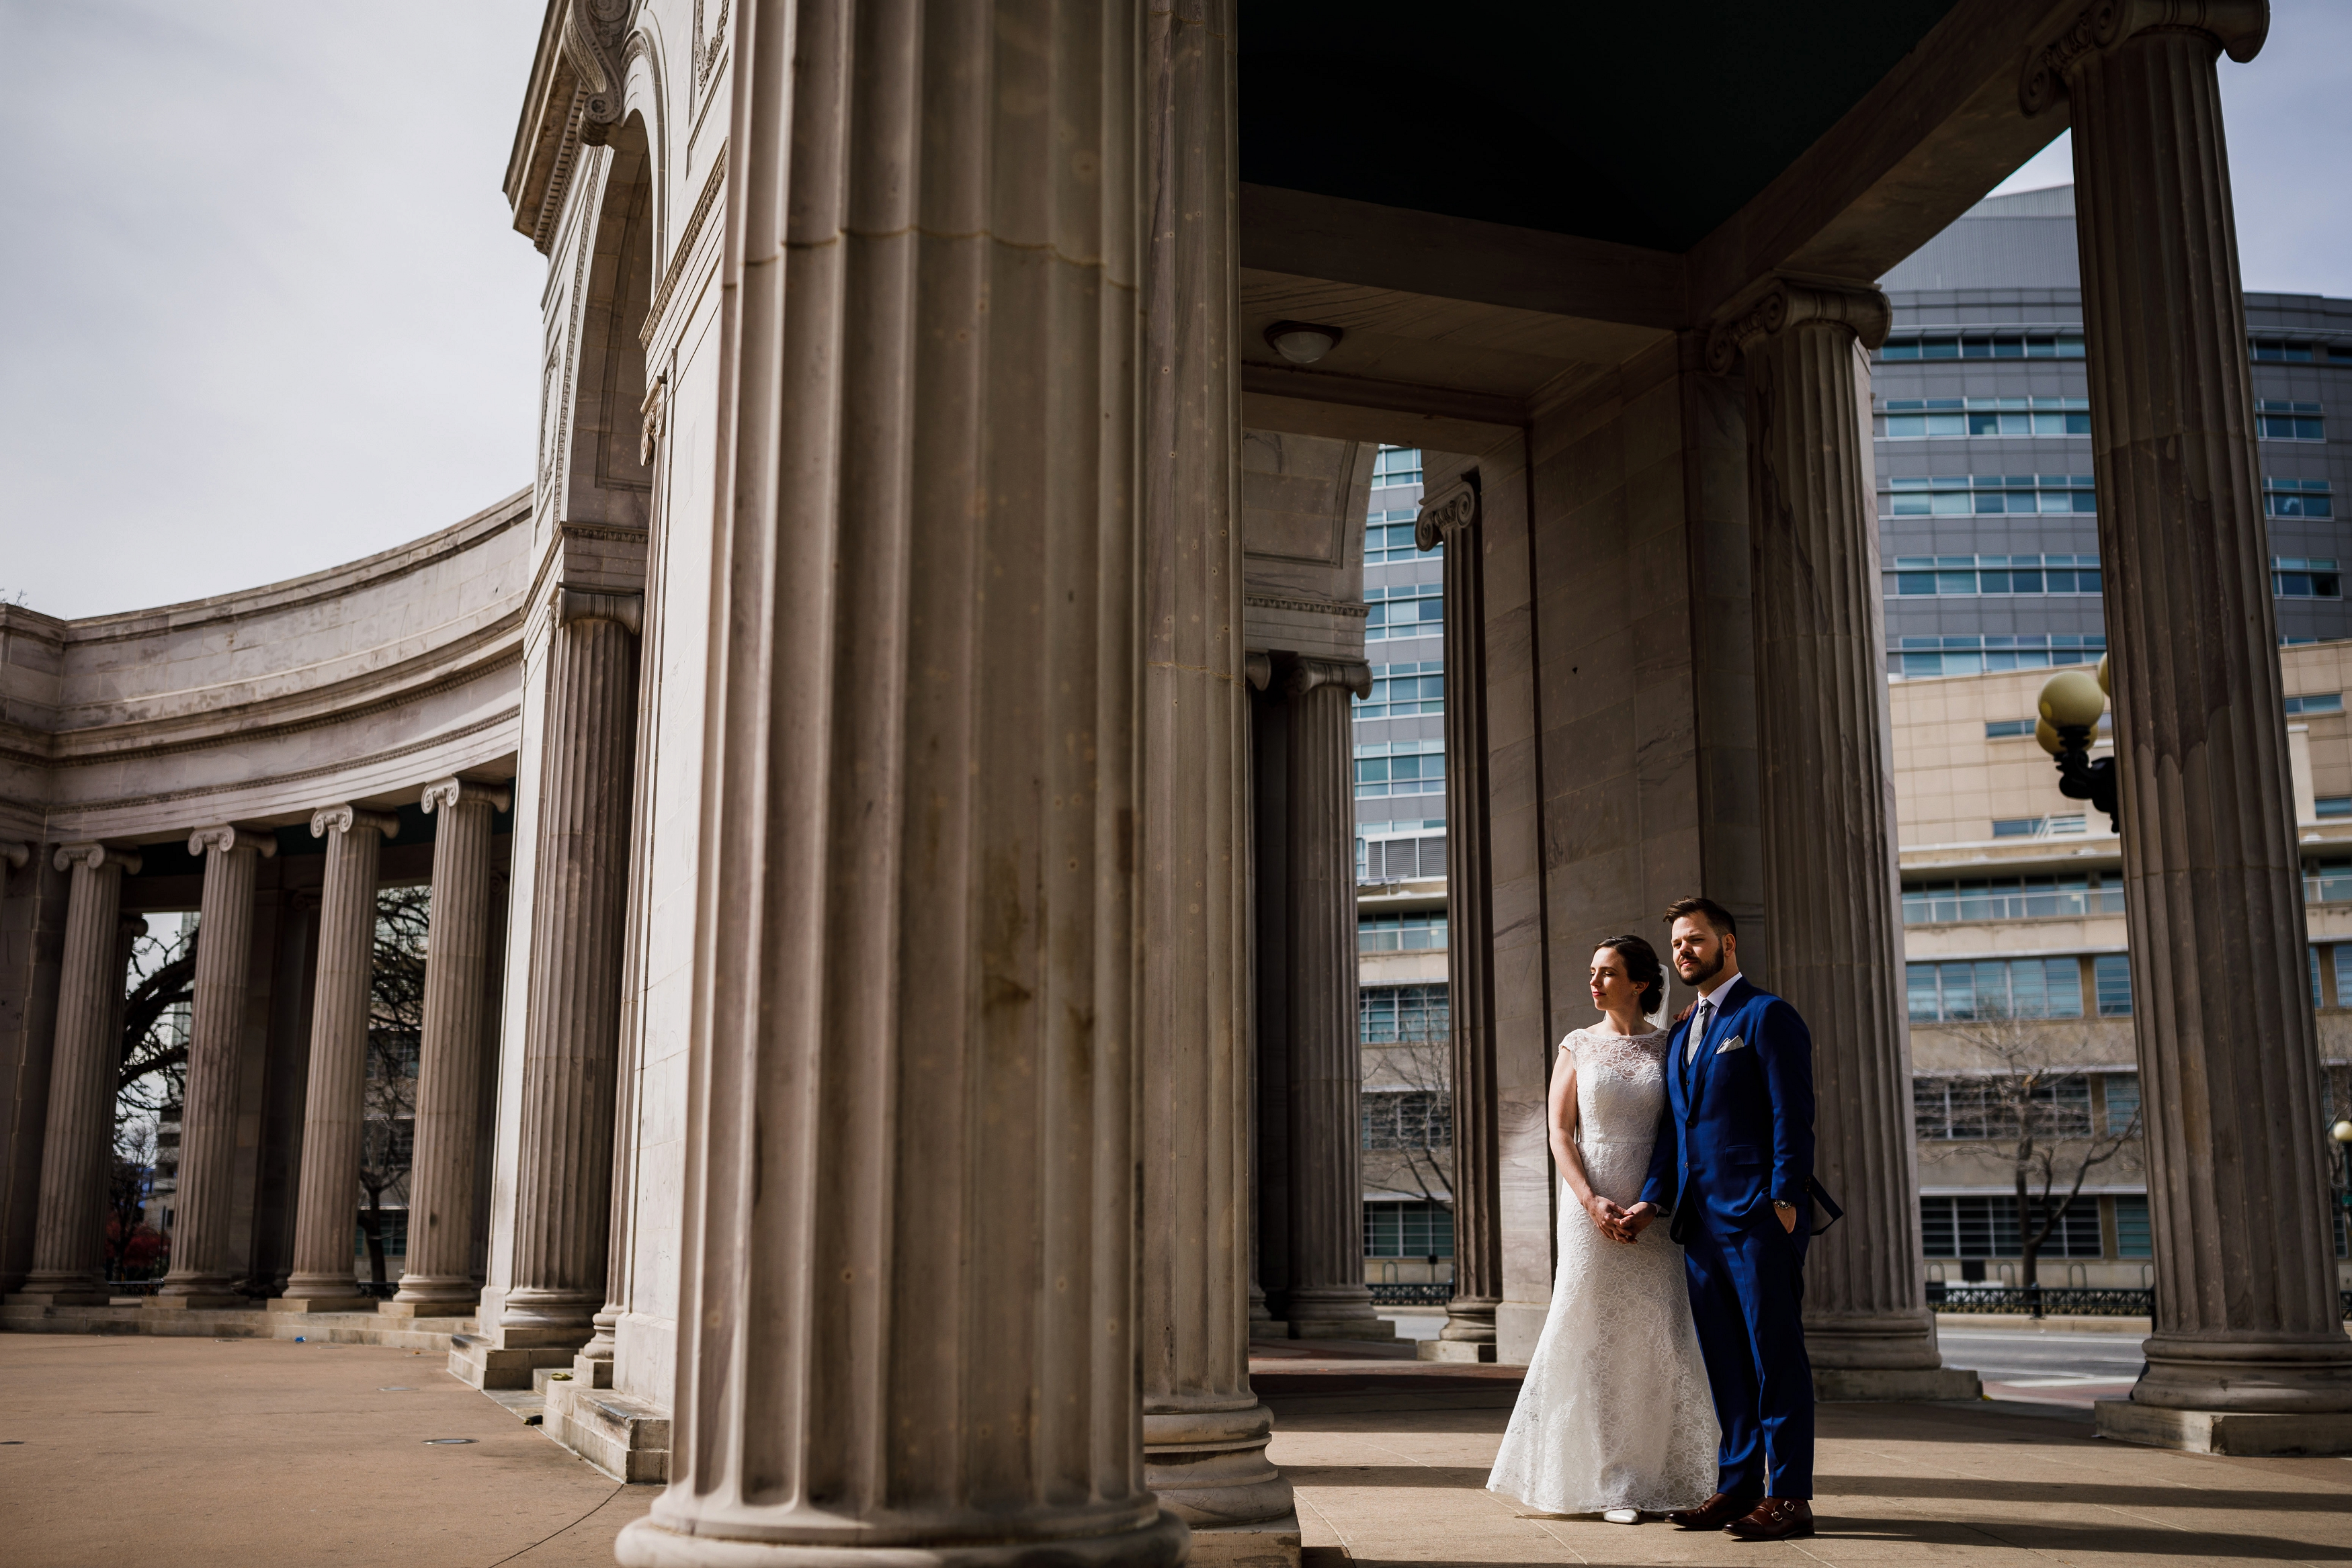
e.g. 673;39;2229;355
1265;320;1343;365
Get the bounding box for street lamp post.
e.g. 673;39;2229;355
2037;658;2119;833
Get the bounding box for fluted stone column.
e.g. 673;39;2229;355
496;591;638;1344
11;844;140;1305
1416;481;1500;1360
2023;3;2352;1446
1712;278;1972;1398
1138;0;1292;1548
154;823;276;1307
277;805;396;1311
390;779;509;1313
616;1;1183;1561
1279;656;1386;1341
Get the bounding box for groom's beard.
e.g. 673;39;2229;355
1677;950;1724;989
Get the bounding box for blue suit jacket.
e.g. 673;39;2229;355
1640;977;1816;1241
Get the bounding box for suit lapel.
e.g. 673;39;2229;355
1688;977;1745;1117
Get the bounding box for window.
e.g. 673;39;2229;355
1878;333;2085;361
2320;797;2352;820
2101;1073;2141;1137
1359;835;1447;882
2283;693;2345;715
2252;339;2316;362
1363;1199;1454;1258
1902;874;2124;924
2113;1194;2152;1259
1984;719;2037;738
1878;396;2091;438
1355;742;1445;799
2314;947;2324;1008
2256;401;2325;441
1918;1195;2104;1258
1992;818;2042;838
1888;554;2101;597
1361;1090;1452;1150
1363;512;1429;564
1892;633;2105;679
1372;445;1425;488
2265;479;2335;519
353;1211;409;1257
1359;984;1450;1045
1906;958;2085;1022
2093;953;2134;1016
2272;558;2342;599
1914;1075;2093;1141
1359;912;1447;953
1366;585;1443;641
2309;858;2352;904
1882;474;2097;517
1356;664;1443;719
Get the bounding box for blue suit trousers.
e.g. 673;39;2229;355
1682;1215;1814;1499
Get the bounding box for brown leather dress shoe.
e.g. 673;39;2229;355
1724;1497;1814;1540
1669;1491;1758;1530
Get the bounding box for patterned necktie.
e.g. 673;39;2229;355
1685;998;1711;1075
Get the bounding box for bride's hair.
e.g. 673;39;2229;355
1599;934;1665;1013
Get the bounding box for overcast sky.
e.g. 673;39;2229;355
3;1;2347;621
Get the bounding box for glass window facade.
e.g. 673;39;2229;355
1359;912;1447;953
2093;954;2133;1016
1888;555;2100;597
2114;1195;2152;1259
1355;743;1445;799
2265;479;2335;519
1894;634;2105;679
1902;875;2124;924
1883;474;2097;516
1362;1199;1454;1258
1356;664;1443;718
1919;1195;2104;1258
1914;1074;2092;1140
1879;397;2091;437
1359;984;1450;1044
1371;445;1424;488
1877;333;2086;361
2255;400;2325;441
1906;957;2085;1021
1361;1089;1452;1150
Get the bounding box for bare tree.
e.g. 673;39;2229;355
1921;1003;2140;1289
107;1117;165;1280
355;885;429;1286
1361;1022;1454;1215
117;920;197;1113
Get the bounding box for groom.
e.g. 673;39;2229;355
1622;896;1816;1542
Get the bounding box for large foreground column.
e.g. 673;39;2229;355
616;1;1183;1561
1278;658;1388;1342
500;595;638;1337
1417;480;1500;1361
390;779;508;1313
153;823;275;1307
11;844;140;1305
1137;0;1292;1551
278;806;396;1311
2028;3;2352;1450
1712;278;1974;1399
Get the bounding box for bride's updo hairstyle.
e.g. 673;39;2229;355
1599;934;1665;1014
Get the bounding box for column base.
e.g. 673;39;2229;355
1814;1365;1982;1402
617;1505;1191;1568
1144;1404;1292;1530
448;1324;593;1390
144;1293;253;1311
6;1289;113;1307
269;1296;382;1314
545;1376;671;1482
1415;1339;1496;1362
2095;1399;2352;1455
378;1295;478;1319
1184;1514;1300;1568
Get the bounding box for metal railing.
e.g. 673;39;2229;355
1367;1282;1453;1307
1927;1282;2152;1317
1902;888;2126;924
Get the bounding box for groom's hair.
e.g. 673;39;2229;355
1663;896;1737;937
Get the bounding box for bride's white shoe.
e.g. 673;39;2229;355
1602;1509;1640;1525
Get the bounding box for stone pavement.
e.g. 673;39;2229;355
2;1332;651;1567
1264;1366;2352;1567
11;1332;2352;1567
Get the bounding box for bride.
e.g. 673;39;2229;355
1486;934;1718;1523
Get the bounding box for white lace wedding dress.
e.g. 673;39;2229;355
1486;1026;1720;1516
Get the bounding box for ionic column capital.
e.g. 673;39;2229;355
1414;477;1478;552
1;841;28;871
308;804;400;841
1706;274;1891;374
188;824;278;859
2021;0;2268;114
421;777;513;815
554;583;644;635
1281;654;1372;701
53;842;142;876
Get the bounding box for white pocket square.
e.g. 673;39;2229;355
1714;1035;1746;1055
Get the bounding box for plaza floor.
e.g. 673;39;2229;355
7;1332;2352;1567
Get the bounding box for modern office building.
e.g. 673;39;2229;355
1878;185;2352;1289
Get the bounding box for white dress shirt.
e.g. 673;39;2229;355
1684;971;1745;1063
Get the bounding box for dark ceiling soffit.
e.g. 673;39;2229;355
1683;0;2080;320
1240;362;1528;432
1238;185;1685;333
506;0;582;249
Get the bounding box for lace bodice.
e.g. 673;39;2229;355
1487;1022;1716;1515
